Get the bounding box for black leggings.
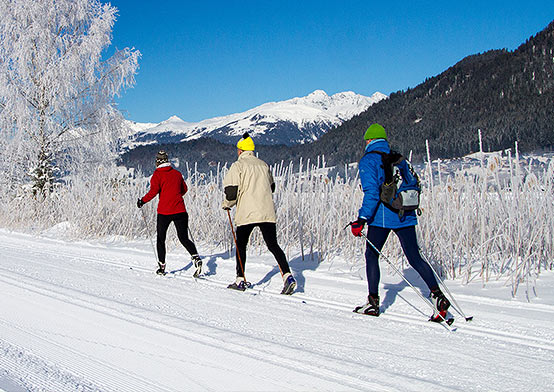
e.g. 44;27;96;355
156;212;198;263
235;222;291;278
365;225;438;295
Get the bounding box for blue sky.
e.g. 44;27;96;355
109;1;554;123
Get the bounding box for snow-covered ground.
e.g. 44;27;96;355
1;229;553;391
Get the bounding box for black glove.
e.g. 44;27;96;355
137;198;145;208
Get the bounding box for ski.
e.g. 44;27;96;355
151;263;202;278
189;275;258;297
352;306;455;327
227;280;252;291
352;307;456;330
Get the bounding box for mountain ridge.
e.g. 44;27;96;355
125;90;386;147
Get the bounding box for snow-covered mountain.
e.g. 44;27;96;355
126;90;387;147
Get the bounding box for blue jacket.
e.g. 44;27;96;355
358;139;417;229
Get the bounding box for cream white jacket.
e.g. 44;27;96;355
222;151;276;226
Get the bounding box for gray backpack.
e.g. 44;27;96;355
369;151;421;217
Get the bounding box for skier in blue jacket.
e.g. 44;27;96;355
351;123;450;320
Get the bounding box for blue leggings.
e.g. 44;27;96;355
365;225;438;296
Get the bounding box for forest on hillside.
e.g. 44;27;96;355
312;21;554;165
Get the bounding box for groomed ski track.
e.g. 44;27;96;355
0;230;553;391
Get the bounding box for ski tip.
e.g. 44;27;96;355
465;316;474;322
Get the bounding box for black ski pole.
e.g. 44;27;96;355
226;209;249;286
419;248;473;322
140;206;158;267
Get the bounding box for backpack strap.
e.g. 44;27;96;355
367;150;404;185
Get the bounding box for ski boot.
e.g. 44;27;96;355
281;273;296;295
354;294;380;316
156;262;166;275
430;288;451;322
227;277;251;291
192;254;202;278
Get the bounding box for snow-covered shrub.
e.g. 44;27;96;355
417;149;554;296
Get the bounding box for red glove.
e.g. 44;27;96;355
350;219;366;237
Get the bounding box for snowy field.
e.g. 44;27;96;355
1;230;553;391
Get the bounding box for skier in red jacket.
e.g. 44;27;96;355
137;151;202;276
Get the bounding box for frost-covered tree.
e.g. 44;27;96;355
0;0;140;194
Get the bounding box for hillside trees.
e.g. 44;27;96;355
0;0;139;194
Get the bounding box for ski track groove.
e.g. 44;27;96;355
0;250;513;344
2;254;380;363
0;341;99;392
1;242;444;338
2;237;554;392
196;276;554;351
2;250;379;347
0;267;383;391
3;239;554;314
1;241;553;352
2;248;387;365
1;244;489;391
0;317;176;392
0;274;206;391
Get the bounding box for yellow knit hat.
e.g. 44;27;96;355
237;132;255;151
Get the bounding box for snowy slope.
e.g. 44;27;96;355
126;90;387;147
1;230;553;391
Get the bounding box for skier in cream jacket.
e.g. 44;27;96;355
222;133;296;295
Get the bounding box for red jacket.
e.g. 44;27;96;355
142;164;187;215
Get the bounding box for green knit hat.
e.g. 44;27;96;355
364;123;387;140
